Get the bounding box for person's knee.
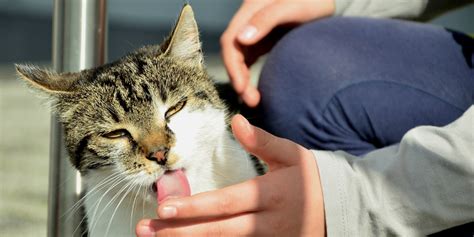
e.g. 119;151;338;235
256;18;358;140
257;18;357;120
258;17;368;97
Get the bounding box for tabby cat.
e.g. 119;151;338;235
16;5;259;236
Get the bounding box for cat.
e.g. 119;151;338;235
16;5;261;237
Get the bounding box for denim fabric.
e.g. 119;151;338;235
255;17;474;156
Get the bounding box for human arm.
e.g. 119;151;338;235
334;0;428;19
335;0;472;20
315;106;474;236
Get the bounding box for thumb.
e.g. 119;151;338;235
231;114;305;170
237;3;295;45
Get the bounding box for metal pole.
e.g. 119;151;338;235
49;0;107;236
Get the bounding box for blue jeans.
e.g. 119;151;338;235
253;17;474;235
255;17;473;156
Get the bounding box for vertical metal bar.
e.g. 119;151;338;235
49;0;107;236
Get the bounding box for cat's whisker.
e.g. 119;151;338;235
87;174;124;214
66;175;124;237
92;177;135;224
68;173;123;236
62;171;123;219
89;177;129;234
141;180;148;219
72;206;92;237
105;181;137;237
130;181;145;232
196;165;236;184
89;178;129;222
218;146;246;152
211;171;234;182
129;186;138;232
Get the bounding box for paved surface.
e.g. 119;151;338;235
0;56;262;236
0;64;50;236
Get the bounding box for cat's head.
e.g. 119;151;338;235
16;5;228;188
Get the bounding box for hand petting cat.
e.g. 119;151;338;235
220;0;335;107
136;115;325;236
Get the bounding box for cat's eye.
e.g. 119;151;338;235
165;100;187;120
102;129;130;139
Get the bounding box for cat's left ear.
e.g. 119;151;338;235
163;4;204;68
15;64;81;95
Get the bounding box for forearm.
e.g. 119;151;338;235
334;0;472;20
313;106;474;236
334;0;428;19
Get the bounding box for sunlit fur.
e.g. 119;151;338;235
16;5;258;237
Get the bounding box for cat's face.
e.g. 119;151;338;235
16;6;227;195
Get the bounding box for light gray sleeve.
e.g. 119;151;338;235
334;0;428;18
313;106;474;236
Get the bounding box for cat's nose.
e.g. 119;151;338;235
147;147;169;166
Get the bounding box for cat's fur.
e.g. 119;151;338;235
17;5;259;236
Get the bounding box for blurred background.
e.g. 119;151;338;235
0;0;472;236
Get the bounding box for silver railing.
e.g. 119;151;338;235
49;0;107;236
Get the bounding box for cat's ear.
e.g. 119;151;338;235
15;64;81;94
163;4;203;67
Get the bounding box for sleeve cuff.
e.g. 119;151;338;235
333;0;428;18
312;150;353;236
334;0;350;16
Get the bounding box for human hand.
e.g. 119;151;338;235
136;114;325;236
221;0;335;107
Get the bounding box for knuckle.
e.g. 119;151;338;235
217;195;234;215
182;202;196;215
254;135;273;154
268;192;284;207
220;33;231;46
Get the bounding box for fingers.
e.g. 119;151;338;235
221;1;270;106
136;213;258;237
221;1;264;92
221;27;261;107
237;3;295;45
238;1;335;46
220;37;249;94
231;114;308;169
221;26;261;107
225;3;297;106
241;85;260;107
155;178;261;219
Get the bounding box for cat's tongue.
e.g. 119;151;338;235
156;169;190;204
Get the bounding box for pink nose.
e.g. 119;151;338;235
147;147;169;165
152;150;166;162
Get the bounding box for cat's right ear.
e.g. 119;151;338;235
162;4;204;68
15;64;81;94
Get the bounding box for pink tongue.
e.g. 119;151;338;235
156;169;191;204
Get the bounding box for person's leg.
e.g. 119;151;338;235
255;17;474;156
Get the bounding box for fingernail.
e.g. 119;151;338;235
240;115;252;134
136;224;155;236
159;206;177;219
238;25;257;41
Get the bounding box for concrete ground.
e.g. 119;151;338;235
0;64;50;236
0;56;262;236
